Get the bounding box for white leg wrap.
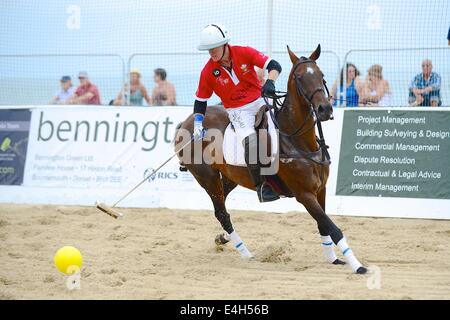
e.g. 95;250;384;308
229;231;253;258
320;235;338;263
337;237;362;272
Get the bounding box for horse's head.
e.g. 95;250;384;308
287;44;333;122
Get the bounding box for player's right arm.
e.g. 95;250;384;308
193;68;213;140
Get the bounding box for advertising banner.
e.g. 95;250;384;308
0;109;31;185
336;109;450;199
24;106;195;193
1;106;449;219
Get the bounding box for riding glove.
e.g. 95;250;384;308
193;114;205;141
261;79;276;97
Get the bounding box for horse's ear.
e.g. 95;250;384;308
309;44;321;61
287;45;299;64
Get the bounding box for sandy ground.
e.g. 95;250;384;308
0;203;449;300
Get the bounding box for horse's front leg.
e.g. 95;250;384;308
317;187;346;266
299;192;367;274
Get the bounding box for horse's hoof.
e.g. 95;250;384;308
332;259;346;265
356;266;368;274
241;253;255;260
214;233;230;245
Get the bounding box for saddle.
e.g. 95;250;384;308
254;104;270;130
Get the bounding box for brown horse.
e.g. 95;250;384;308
175;44;367;274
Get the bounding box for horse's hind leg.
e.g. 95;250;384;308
186;164;252;258
214;175;238;246
317;188;346;266
299;192;367;274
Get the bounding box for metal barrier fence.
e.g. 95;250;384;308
127;52;212;106
342;47;450;107
0;48;448;107
0;54;125;105
126;50;340;106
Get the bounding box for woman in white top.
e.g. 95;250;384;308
360;64;393;106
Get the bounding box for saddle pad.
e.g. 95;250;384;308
223;111;278;167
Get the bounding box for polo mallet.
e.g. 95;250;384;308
96;136;195;219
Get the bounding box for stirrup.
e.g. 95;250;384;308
257;182;280;203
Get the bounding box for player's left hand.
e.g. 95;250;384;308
261;79;276;97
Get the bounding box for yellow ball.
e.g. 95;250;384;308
54;246;83;274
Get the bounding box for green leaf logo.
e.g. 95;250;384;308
1;137;11;152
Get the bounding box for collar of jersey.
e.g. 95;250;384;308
211;44;233;67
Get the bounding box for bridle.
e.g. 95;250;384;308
293;58;331;109
263;57;331;161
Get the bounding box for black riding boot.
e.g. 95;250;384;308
243;133;279;203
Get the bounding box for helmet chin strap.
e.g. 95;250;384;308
218;44;228;64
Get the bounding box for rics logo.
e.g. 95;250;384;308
144;168;178;182
144;168;157;182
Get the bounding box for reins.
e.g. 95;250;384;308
263;58;331;162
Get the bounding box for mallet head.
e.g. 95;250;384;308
95;201;124;219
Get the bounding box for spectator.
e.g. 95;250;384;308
330;63;363;107
360;64;393;106
448;26;450;45
409;93;424;107
152;68;176;106
408;59;441;107
49;76;75;104
113;69;152;106
67;71;101;105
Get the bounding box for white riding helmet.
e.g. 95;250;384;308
197;24;231;51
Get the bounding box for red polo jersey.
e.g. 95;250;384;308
195;44;271;108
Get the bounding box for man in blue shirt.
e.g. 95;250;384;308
50;76;75;104
408;59;441;107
